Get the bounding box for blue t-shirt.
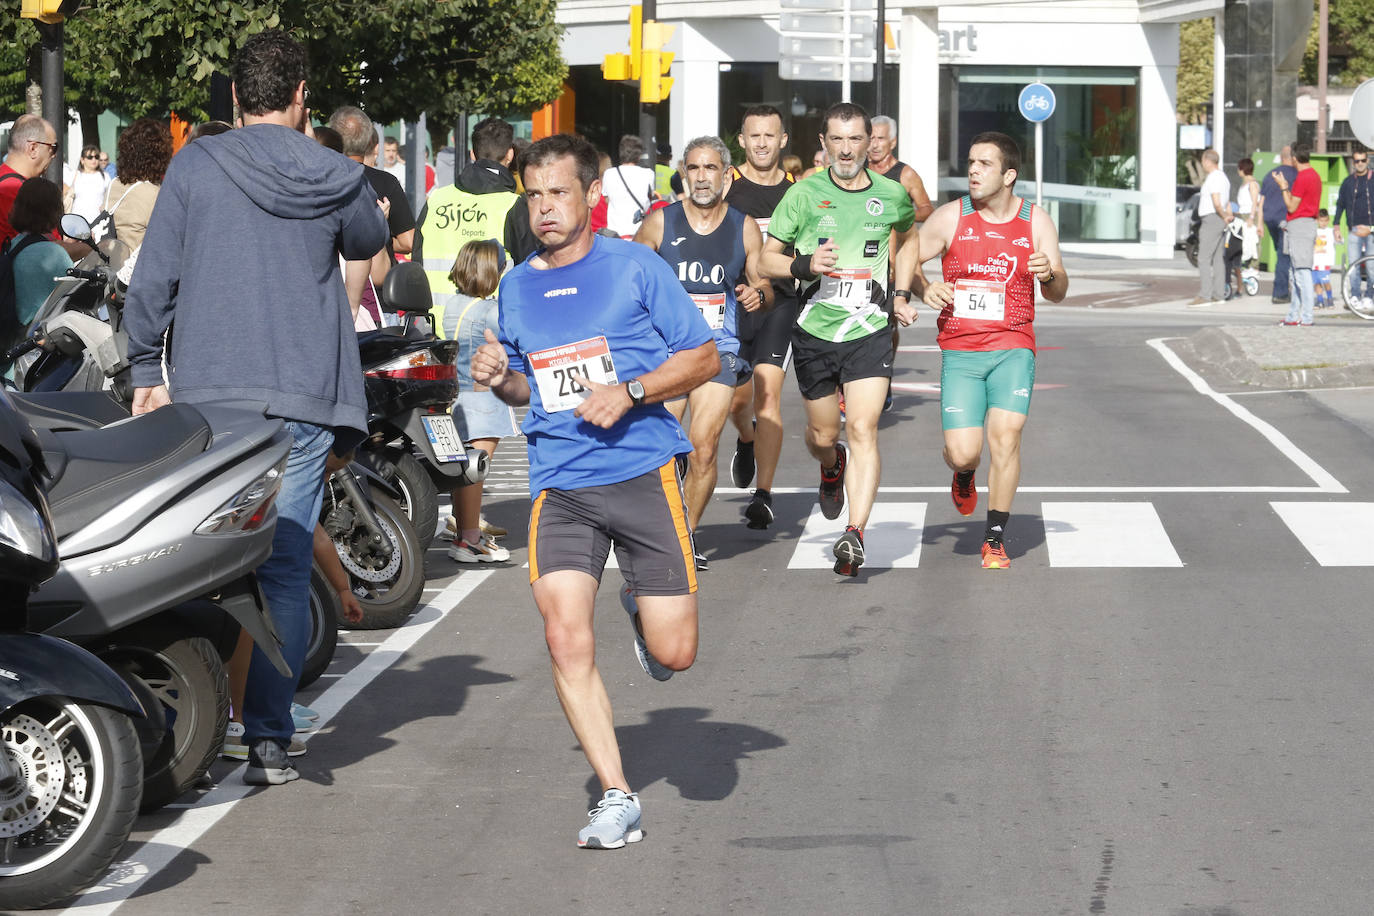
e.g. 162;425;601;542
498;235;713;494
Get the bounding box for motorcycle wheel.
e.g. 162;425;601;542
328;492;426;630
0;699;142;910
387;450;439;551
1185;236;1199;268
300;565;340;689
101;631;229;813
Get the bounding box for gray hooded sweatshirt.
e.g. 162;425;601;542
125;123;388;436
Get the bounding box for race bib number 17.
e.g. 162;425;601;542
529;336;619;413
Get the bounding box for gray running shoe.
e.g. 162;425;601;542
619;586;674;681
577;788;643;849
832;526;865;577
818;442;847;520
244;739;300;786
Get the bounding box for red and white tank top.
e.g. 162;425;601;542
937;195;1037;353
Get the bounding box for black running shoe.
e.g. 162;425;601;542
731;429;756;489
832;526;865;577
818;442;847;520
744;490;774;529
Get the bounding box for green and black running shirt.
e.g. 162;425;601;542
767;168;915;342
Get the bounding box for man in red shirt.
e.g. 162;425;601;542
1273;141;1322;325
0;115;60;247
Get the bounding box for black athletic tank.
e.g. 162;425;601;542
725;166;794;239
659;202;749;354
882;160;906;182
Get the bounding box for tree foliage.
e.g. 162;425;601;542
1177;18;1213;125
0;0;565;131
1302;0;1374;88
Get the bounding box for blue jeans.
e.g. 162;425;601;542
1266;219;1290;299
1288;268;1315;324
243;421;333;749
1347;232;1374;299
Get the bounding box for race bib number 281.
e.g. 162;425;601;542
529;336;619;413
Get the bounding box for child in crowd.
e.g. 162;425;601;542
1313;208;1336;309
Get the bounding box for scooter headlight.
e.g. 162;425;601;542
0;478;56;564
195;455;286;535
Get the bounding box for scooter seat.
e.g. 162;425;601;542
42;404;211;539
11;390;130;432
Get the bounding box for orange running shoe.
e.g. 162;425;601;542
980;539;1010;569
951;472;977;516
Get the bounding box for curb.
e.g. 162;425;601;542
1186;326;1374;389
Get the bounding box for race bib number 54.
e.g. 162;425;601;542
529;336;619;413
952;278;1006;322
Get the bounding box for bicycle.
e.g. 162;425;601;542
1341;253;1374;319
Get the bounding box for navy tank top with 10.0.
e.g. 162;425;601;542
657;202;749;355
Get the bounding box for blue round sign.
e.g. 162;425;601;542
1018;82;1056;123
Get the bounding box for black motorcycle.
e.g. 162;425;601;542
0;386;145;909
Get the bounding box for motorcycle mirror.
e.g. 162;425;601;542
378;261;433;314
59;213;94;242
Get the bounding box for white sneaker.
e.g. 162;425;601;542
448;536;510;563
223;721;307;760
440;515;457;542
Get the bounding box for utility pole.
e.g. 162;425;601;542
874;0;885;115
1318;0;1329;153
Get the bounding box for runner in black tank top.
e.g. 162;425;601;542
724;105;801;532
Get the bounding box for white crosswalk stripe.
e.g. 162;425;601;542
1041;501;1183;567
787;503;926;569
1271;501;1374;566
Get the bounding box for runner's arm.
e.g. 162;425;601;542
736;216;773;312
633;206;665;250
1030;207;1068;303
916;202;958;309
891;223;919;326
572;340;719;429
903;167;935;223
471;328;531;407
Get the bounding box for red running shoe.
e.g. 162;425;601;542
981;539;1010;570
951;472;977;516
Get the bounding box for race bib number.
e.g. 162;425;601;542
952;279;1006;322
528;336;618;413
757;217;771;240
817;267;873;313
690;292;728;330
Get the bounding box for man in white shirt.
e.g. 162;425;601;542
602;134;657;238
1192;148;1231;306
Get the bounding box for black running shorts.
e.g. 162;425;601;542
737;295;799;371
791;325;895;401
528;458;697;596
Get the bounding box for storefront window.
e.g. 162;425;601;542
938;66;1141;242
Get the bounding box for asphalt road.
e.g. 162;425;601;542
51;294;1374;916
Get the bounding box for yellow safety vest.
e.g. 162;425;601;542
417;185;520;299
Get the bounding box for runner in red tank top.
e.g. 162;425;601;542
917;132;1067;569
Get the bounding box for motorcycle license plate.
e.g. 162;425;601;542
420;414;465;463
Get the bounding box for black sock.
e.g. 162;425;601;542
737;437;754;452
956;469;974;486
753;487;771;502
985;510;1010;542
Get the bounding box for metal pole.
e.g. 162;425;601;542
38;21;63;185
842;0;852;101
1318;0;1329;153
874;0;885;114
639;0;658;170
1035;121;1043;207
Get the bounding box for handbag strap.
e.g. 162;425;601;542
103;180;143;215
614;166;647;212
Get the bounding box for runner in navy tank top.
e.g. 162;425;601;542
634;135;772;568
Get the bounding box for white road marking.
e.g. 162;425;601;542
1041;502;1183;567
716;485;1337;496
62;572;493;915
1271;502;1374;566
787;503;926;569
1148;337;1347;493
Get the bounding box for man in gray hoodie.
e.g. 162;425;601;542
125;29;388;786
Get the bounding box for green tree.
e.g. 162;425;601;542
1177;18;1213;125
0;1;565;138
1302;0;1374;87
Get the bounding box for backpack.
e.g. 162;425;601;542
0;232;49;356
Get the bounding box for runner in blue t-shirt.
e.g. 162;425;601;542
470;134;719;851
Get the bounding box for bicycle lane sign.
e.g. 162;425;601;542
1018;82;1055;123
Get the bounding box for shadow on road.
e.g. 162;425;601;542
581;706;786;806
923;511;1048;560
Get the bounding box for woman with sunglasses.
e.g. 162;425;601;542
66;144;110;224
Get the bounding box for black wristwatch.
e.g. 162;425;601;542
892;289;914;300
626;378;646;406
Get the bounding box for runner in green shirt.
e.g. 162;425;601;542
761;102;920;577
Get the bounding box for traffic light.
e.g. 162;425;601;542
602;4;642;83
20;0;79;23
640;21;675;104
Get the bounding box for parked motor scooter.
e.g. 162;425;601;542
0;386;145;910
9;389;294;812
356;261;488;549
